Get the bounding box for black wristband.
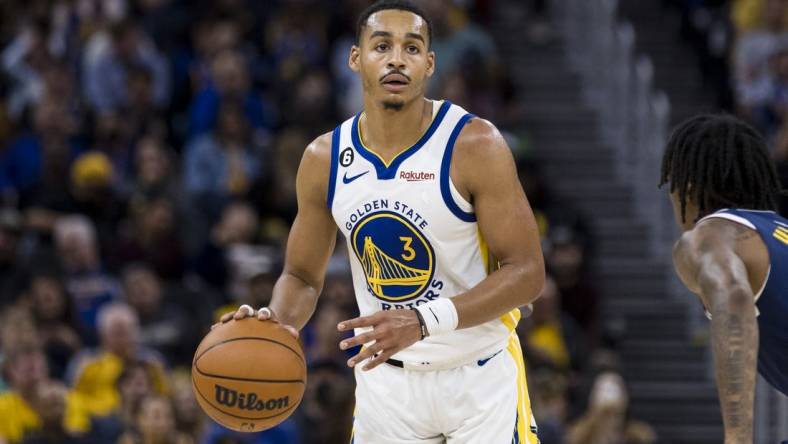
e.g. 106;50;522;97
411;308;428;340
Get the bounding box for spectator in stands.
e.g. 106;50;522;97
188;48;271;139
53;215;121;342
732;0;788;33
296;360;353;444
169;371;207;441
544;225;600;337
126;62;168;140
184;100;263;218
529;369;569;444
211;266;278;326
186;19;242;98
111;194;184;279
264;5;327;87
774;120;788;213
129;136;181;205
67;302;167;417
1;23;53;118
424;0;499;92
0;348;90;443
266;127;310;221
733;0;788;123
121;263;194;366
20;380;90;444
566;371;657;444
1;97;82;206
0;307;39;360
118;394;193;444
82;19;170;113
192;201;260;293
90;110;136;191
67;151;127;250
304;299;353;365
0;208;26;309
762;45;788;132
24;272;82;380
520;275;587;373
90;360;158;443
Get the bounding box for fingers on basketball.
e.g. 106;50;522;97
192;318;307;433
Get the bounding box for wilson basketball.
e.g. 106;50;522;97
192;318;306;432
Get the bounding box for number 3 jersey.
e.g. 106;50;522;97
326;100;521;366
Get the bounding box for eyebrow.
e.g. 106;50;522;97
406;32;426;44
368;30;426;44
369;31;392;39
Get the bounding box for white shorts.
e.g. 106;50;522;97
350;334;539;444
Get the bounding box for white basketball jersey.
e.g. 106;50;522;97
327;100;521;366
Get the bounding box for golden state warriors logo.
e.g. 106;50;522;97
351;211;435;302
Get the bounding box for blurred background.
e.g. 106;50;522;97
0;0;786;443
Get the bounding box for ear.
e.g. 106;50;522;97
426;50;436;78
349;45;361;73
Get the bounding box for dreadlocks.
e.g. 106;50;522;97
659;114;784;223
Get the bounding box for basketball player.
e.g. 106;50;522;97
218;0;545;442
660;114;788;444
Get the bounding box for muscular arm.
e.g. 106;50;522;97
267;134;338;330
450;118;545;328
673;224;759;444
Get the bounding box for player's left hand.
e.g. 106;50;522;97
337;309;422;371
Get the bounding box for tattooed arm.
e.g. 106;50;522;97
673;221;759;444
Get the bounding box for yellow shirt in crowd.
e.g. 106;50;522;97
732;0;788;33
528;322;570;369
70;350;168;417
0;390;90;443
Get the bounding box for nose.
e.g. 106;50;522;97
387;47;406;71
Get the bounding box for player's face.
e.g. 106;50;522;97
350;10;435;110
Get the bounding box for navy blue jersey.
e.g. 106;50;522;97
704;209;788;395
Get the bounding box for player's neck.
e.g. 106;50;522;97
360;98;432;160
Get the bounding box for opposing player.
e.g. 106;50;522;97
660;114;788;444
218;0;545;442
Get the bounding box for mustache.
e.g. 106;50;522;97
379;70;411;82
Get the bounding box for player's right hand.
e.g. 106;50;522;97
212;304;299;339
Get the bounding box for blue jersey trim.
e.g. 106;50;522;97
326;125;341;209
440;113;476;222
351;100;452;180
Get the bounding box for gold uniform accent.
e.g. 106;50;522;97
360;236;430;297
774;227;788;245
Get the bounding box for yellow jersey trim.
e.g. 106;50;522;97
356;100;444;168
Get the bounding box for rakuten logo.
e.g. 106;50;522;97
399;171;435;181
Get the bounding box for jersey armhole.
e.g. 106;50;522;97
440;113;477;222
697;212;757;230
326;125;341;209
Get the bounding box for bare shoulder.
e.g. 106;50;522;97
301;131;334;170
453;117;510;161
673;219;750;276
674;219;738;261
297;131;334;198
451;118;517;198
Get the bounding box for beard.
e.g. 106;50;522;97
382;98;405;111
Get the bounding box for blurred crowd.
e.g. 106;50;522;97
0;0;653;443
672;0;788;213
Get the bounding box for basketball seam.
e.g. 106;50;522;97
194;336;306;370
192;378;302;421
193;367;306;384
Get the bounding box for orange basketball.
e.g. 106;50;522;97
191;318;306;432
